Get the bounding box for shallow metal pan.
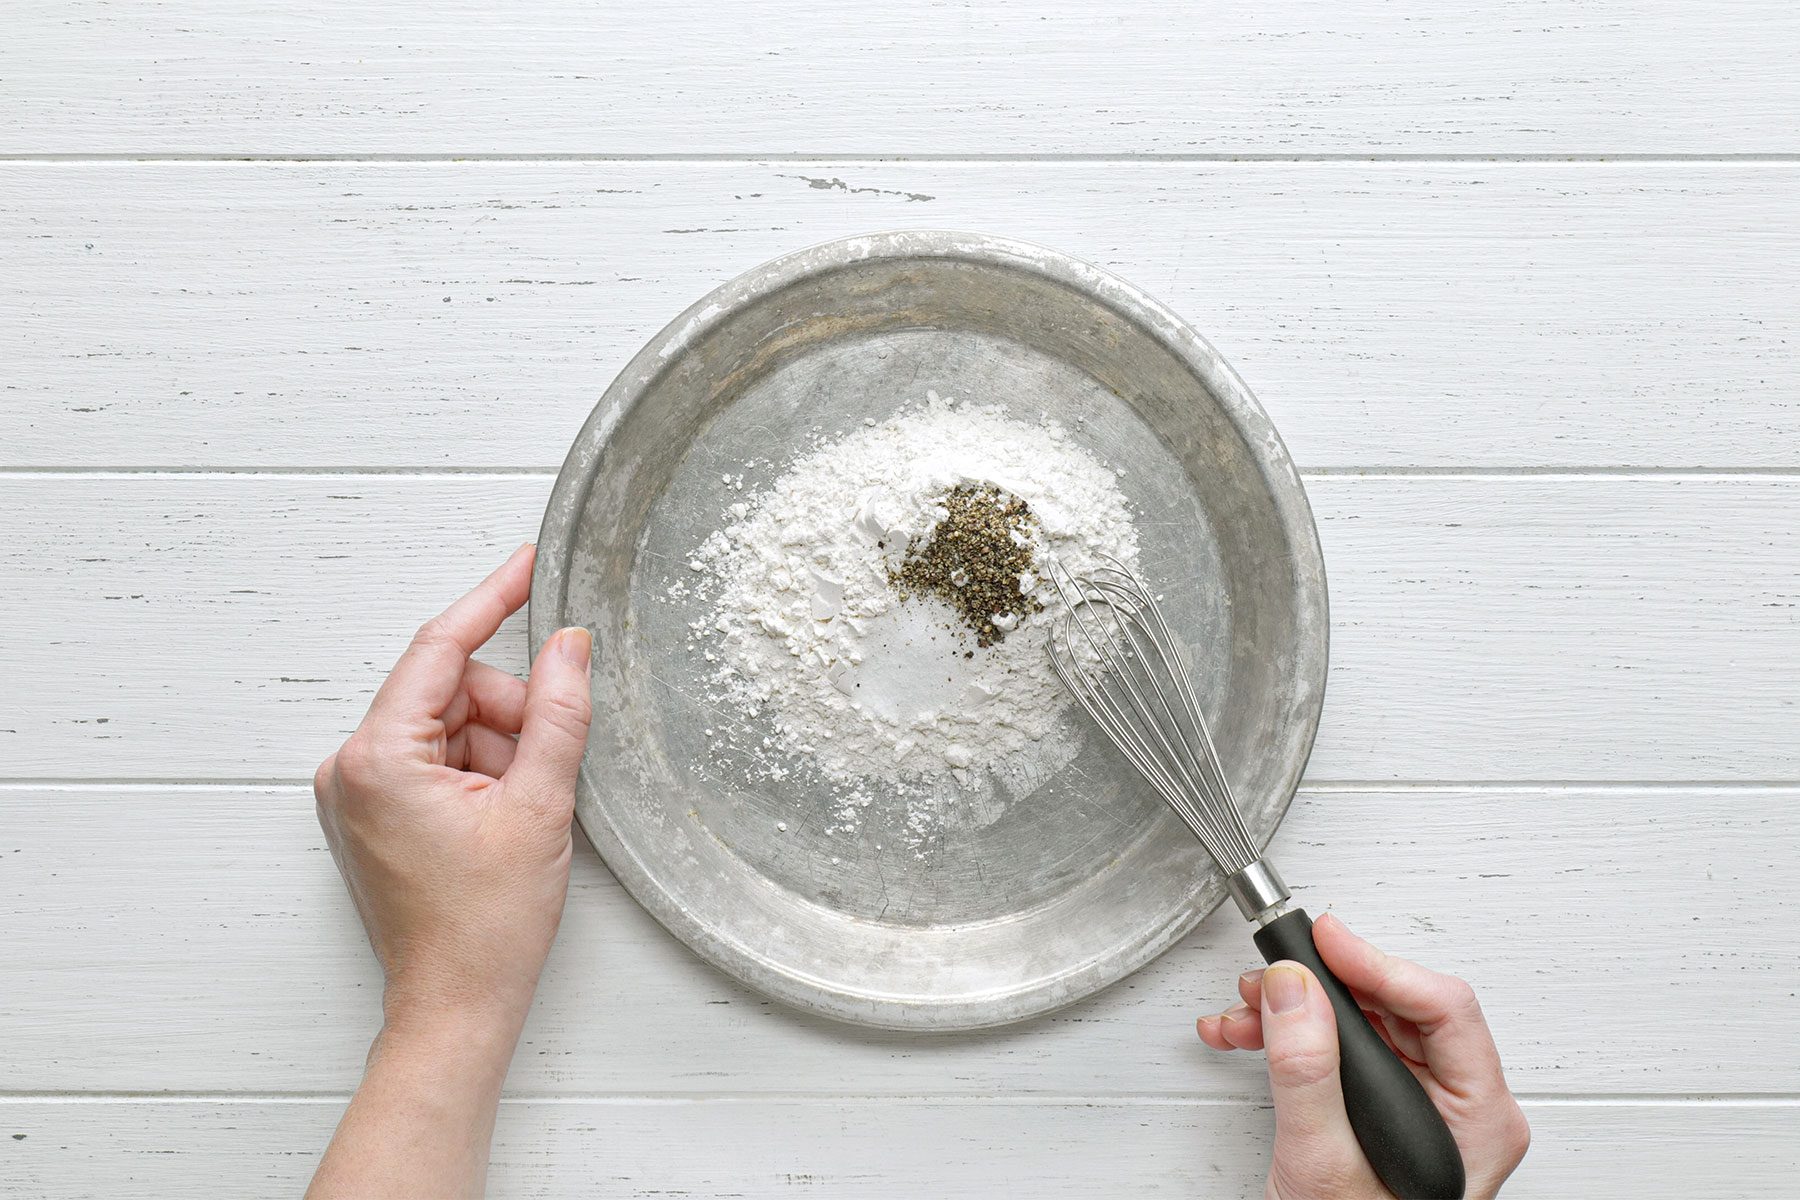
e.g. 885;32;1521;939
532;231;1327;1030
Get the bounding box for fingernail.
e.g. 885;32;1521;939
1263;964;1307;1015
1318;911;1350;937
1239;968;1265;990
1222;1002;1252;1023
558;626;592;673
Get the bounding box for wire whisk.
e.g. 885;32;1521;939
1046;557;1258;875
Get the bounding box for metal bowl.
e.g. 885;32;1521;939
532;231;1327;1030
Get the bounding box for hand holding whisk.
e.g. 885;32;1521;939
1047;557;1466;1200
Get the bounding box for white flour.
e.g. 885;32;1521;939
681;393;1139;791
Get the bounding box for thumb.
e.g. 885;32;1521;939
1260;962;1382;1199
506;626;594;812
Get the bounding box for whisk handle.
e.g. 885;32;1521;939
1254;908;1466;1199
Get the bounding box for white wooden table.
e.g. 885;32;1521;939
4;4;1799;1195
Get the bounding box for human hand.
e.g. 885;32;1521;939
1196;913;1529;1199
314;543;594;1039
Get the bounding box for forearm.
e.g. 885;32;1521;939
307;1008;524;1200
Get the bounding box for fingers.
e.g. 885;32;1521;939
446;722;519;778
1198;969;1269;1051
368;544;536;725
1372;1008;1428;1065
1258;962;1378;1195
1312;913;1506;1099
503;627;594;813
442;659;529;737
1227;969;1424;1064
465;660;528;733
1195;1003;1266;1051
1220;1003;1263;1049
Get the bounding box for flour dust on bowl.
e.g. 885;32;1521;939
532;231;1327;1030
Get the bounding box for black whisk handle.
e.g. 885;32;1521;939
1252;909;1466;1199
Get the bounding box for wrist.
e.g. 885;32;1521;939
377;983;531;1074
369;1005;523;1107
382;954;540;1027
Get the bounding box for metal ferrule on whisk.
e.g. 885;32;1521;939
1226;859;1291;923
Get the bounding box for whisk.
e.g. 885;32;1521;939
1047;557;1466;1200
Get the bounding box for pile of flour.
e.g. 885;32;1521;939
683;393;1139;785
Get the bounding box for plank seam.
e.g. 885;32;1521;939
4;153;1800;164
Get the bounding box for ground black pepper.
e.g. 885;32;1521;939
889;484;1045;647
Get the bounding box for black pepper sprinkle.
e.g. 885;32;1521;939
889;484;1045;648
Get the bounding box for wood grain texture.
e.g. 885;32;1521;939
7;0;1796;1187
1;1097;1795;1199
2;475;1795;782
3;161;1797;469
5;2;1800;155
2;784;1794;1095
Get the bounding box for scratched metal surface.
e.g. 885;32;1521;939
532;231;1328;1029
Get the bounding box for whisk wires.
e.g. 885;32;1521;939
1046;557;1259;874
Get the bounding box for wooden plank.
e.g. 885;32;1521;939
5;2;1799;155
4;161;1798;469
0;1097;1794;1198
2;784;1794;1095
1;475;1795;781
